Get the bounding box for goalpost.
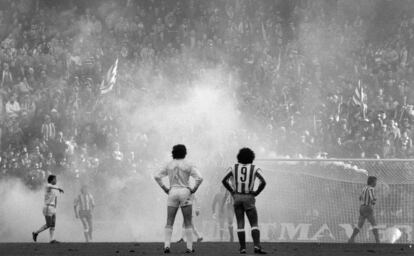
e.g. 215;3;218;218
253;158;414;244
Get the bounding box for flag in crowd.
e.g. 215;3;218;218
100;58;119;95
352;80;367;119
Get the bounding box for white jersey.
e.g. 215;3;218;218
44;184;59;207
154;159;203;189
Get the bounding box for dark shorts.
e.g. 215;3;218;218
45;215;56;228
358;205;377;228
233;194;256;211
79;210;92;219
360;205;374;217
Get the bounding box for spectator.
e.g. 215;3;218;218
1;62;13;92
41;114;56;142
396;131;412;158
5;93;20;119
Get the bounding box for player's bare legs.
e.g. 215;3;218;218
367;215;380;243
227;206;235;242
33;224;48;242
80;217;90;242
181;205;195;252
234;205;246;253
87;216;93;241
165;206;179;252
349;210;380;243
349;212;365;243
33;215;57;243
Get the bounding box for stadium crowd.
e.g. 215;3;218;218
1;0;414;189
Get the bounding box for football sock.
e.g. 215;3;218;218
228;225;234;242
88;225;93;241
84;231;89;242
164;227;173;248
181;224;186;241
219;229;224;241
49;228;55;241
192;225;201;239
372;228;380;243
185;228;193;250
237;230;246;249
349;228;360;242
252;228;260;247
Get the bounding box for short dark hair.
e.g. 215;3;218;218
367;176;377;185
172;144;187;159
47;175;56;183
237;147;255;164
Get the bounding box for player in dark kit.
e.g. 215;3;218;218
222;148;267;254
348;176;380;243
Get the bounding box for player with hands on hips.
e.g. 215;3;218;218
154;144;203;254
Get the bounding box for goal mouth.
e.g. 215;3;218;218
257;158;414;184
250;158;414;244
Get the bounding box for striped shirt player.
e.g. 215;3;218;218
223;164;265;195
360;186;376;206
348;176;380;243
74;186;95;242
222;148;266;254
32;175;64;243
154;144;203;254
41;117;56;142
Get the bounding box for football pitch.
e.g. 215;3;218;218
0;242;412;256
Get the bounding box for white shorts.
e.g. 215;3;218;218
168;187;192;208
43;205;56;216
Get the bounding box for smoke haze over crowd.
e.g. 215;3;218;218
1;0;414;244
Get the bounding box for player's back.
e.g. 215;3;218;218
360;185;375;206
164;159;200;188
229;163;262;194
44;184;58;207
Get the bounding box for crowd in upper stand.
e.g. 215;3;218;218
1;0;414;188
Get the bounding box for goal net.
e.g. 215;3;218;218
252;159;414;244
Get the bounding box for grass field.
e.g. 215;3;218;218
0;242;413;256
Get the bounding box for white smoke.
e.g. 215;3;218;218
384;227;402;244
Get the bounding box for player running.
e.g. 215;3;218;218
222;148;267;254
177;194;203;244
74;185;95;242
154;144;203;254
348;176;380;243
212;186;235;242
32;175;64;243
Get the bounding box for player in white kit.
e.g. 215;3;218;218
154;144;203;254
32;175;64;243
